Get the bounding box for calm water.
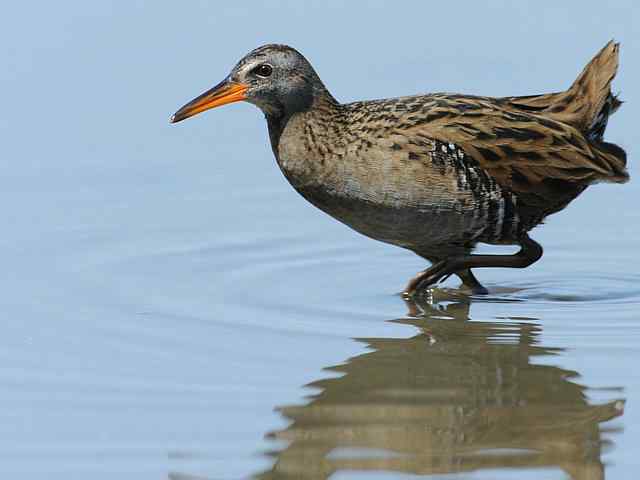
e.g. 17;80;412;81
1;2;639;479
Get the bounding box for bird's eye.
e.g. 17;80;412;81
253;64;273;78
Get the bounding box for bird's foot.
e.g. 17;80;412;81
403;260;451;297
404;263;490;297
455;268;489;295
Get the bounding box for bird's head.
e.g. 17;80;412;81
171;44;328;123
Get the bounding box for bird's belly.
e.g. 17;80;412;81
300;188;462;247
292;181;517;258
278;152;522;256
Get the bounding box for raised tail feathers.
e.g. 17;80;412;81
507;41;620;135
562;41;627;182
505;41;627;183
568;40;621;141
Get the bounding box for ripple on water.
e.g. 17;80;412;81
102;229;640;326
483;273;640;305
143;233;640;318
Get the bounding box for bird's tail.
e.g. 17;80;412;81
506;41;627;182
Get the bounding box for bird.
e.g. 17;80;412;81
171;41;627;296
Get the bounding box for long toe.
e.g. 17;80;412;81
413;261;451;294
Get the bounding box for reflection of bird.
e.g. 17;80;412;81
253;296;624;480
171;42;627;295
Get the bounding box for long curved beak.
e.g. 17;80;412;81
170;78;248;123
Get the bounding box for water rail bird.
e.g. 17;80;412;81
171;42;627;295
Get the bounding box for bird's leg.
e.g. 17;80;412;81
404;264;485;296
403;260;449;297
455;268;489;295
406;235;543;296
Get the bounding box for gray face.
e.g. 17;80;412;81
229;44;321;117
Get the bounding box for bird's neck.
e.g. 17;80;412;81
265;88;341;158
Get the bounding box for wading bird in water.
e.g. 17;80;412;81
171;42;627;296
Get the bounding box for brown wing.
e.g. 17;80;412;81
400;95;627;197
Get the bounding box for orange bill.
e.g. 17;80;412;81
171;79;248;123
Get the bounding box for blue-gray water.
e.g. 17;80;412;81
1;1;638;479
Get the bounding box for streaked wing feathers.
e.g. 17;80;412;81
401;94;627;194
